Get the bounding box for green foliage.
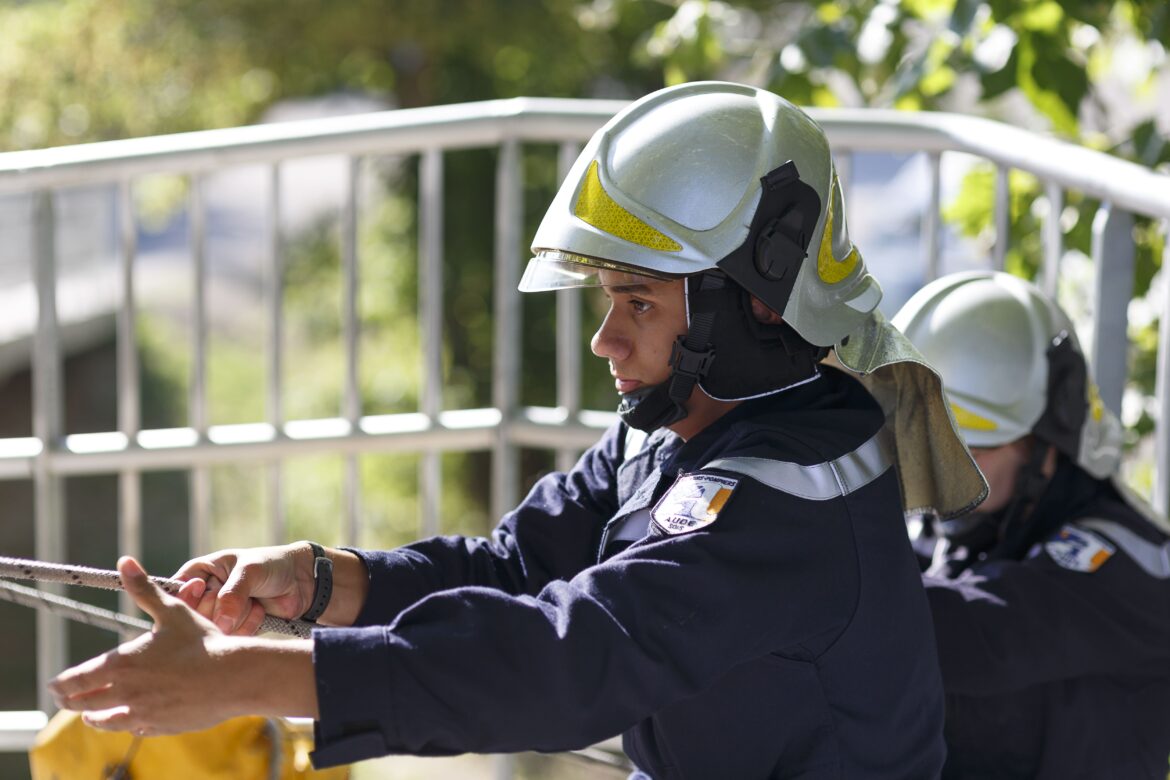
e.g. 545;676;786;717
0;0;262;149
0;0;674;152
137;313;191;429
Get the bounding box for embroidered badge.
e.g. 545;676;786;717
1044;525;1115;573
652;473;738;535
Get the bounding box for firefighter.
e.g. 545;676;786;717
896;270;1170;778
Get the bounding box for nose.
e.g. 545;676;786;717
591;306;631;362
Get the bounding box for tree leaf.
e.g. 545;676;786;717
1015;32;1081;137
1017;1;1064;33
978;44;1020;99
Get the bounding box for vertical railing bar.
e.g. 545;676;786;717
117;180;141;446
1089;202;1135;418
492;131;520;780
267;164;285;544
344;424;361;549
993;165;1010;270
117;179;141;621
190;174;208;434
342;156;362;546
1041;181;1063;298
343;157;362;425
32;190;66;714
835;151;852;206
922;151;942;282
489;138;522;777
189;173;211;556
419;149;444;538
555;142;582;473
1155;218;1170;516
492;143;522;548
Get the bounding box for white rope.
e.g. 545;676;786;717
0;555;314;638
0;578;151;634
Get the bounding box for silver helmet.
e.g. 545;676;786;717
521;81;880;348
893;270;1122;479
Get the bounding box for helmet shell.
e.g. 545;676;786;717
526;81;880;347
893;271;1123;478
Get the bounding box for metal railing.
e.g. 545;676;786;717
1;98;1169;758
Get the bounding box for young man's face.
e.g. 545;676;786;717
590;271;688;397
969;437;1033;513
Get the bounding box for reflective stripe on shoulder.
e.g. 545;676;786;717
1078;518;1170;579
702;427;894;501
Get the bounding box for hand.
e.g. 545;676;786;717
48;557;248;735
173;544;315;635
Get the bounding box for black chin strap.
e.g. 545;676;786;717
617;384;684;432
989;443;1057;561
618;274;722;433
666;277;721;405
936;442;1056;575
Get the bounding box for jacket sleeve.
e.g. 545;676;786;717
923;523;1170;696
309;474;861;767
349;424;623;627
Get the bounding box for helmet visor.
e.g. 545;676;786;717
519;249;681;292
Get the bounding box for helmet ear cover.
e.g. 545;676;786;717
616;270;827;433
717;160;822;317
1032;331;1087;458
687;272;827;401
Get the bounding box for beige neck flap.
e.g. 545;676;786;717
830;310;988;520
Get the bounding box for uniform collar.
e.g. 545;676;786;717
662;371;835;471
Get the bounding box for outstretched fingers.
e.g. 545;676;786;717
48;647;122;708
47;565;234;737
82;706;139;733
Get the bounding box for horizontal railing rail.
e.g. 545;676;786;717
4;101;1167;218
0;99;628;193
0;409;617;479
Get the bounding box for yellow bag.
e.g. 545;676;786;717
29;710;349;780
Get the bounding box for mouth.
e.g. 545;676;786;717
613;375;642;394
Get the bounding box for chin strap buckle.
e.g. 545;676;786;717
670;337;714;380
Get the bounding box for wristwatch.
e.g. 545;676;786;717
300;541;334;623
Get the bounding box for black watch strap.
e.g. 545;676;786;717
300;542;333;623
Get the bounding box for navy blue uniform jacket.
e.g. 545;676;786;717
923;462;1170;778
311;368;946;778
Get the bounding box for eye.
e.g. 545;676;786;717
629;298;652;315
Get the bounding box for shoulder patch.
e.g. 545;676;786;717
652;473;738;535
1044;525;1116;573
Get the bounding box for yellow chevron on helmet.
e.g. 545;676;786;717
949;402;999;432
816;174;860;285
574;161;683;252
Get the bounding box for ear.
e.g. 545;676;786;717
749;296;784;325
